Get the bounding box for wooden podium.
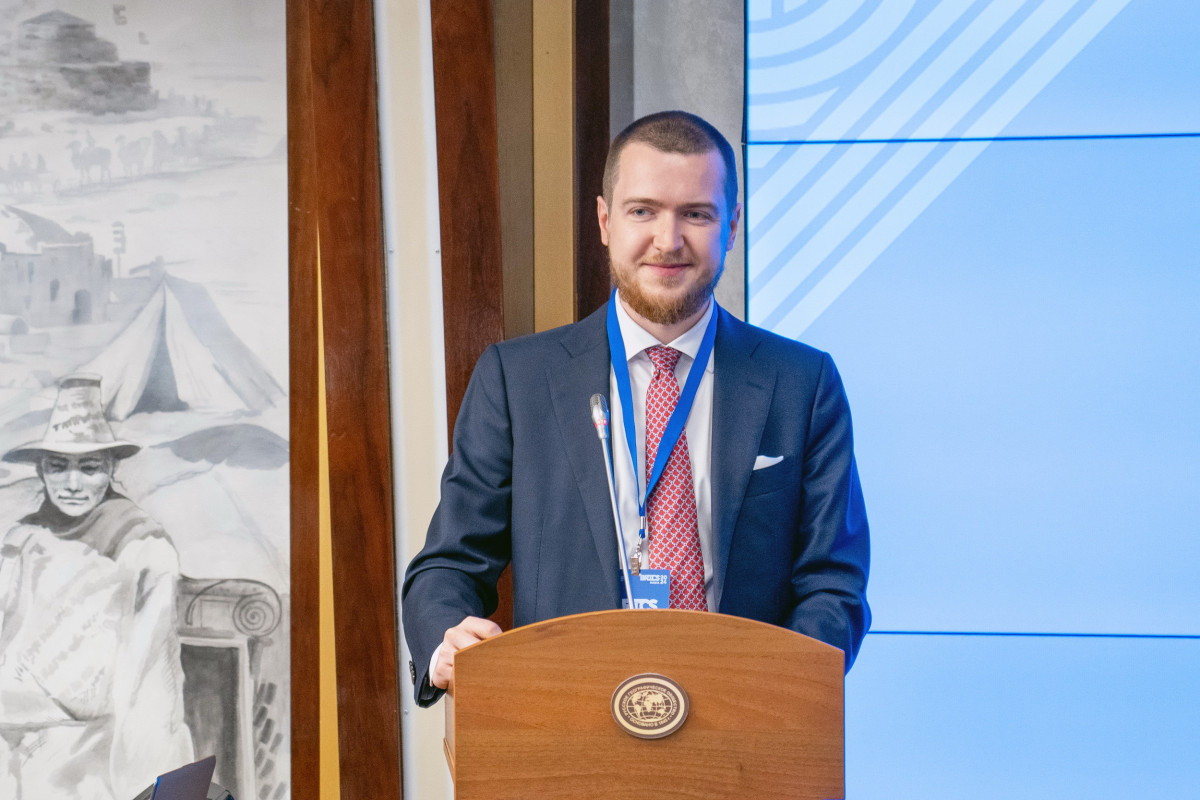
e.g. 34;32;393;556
445;609;844;799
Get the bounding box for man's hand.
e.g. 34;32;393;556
431;616;503;690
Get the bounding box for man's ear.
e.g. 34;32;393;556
597;195;610;247
725;202;742;252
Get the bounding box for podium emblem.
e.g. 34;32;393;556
611;673;690;739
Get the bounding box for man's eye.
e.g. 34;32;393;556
630;208;650;217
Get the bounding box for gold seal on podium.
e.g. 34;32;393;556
611;673;690;739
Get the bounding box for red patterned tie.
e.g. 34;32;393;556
644;345;706;611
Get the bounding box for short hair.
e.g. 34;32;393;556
602;110;738;215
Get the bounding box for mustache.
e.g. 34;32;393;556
641;251;691;266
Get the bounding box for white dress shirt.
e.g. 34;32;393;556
609;293;718;611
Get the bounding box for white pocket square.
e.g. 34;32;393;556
753;454;784;470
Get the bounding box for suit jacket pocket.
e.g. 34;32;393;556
743;459;797;498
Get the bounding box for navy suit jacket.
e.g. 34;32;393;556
402;302;870;706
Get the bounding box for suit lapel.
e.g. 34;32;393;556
710;308;774;607
546;306;621;606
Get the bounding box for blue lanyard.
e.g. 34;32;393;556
606;290;717;537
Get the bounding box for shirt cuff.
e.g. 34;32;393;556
428;643;442;687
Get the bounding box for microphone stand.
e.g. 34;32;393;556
591;394;636;607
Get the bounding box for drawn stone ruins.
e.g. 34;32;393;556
0;10;155;114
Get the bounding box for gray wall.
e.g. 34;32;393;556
611;0;746;318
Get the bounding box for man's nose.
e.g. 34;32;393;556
65;470;82;490
652;214;683;253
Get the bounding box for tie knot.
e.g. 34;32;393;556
646;345;681;375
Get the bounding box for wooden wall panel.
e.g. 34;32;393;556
574;0;612;320
290;0;403;797
431;0;507;439
285;0;319;796
430;0;510;630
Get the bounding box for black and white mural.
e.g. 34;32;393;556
0;2;288;798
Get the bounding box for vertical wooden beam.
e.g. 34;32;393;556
430;0;509;627
285;0;320;795
574;0;612;320
293;0;403;796
430;0;506;439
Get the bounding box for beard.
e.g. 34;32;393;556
611;255;723;327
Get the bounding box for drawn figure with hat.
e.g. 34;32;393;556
0;375;194;800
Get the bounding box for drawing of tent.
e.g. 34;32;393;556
80;274;284;420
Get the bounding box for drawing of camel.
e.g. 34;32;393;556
67;141;112;184
116;135;151;178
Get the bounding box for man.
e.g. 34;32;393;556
0;374;193;800
403;111;869;707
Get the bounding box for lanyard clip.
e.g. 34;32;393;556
630;524;647;574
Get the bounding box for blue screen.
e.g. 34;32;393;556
746;1;1200;794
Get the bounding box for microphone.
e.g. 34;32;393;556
590;393;635;607
590;393;609;440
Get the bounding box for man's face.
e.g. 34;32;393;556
598;142;741;327
40;452;114;517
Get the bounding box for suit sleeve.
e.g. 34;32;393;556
401;344;514;706
787;352;871;670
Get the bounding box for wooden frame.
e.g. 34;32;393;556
287;2;320;795
289;0;403;797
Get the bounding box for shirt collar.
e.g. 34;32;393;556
613;291;716;366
